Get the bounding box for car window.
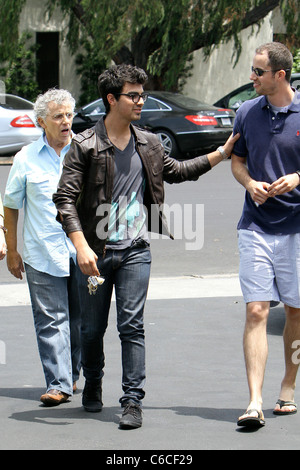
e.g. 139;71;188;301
291;77;300;91
83;100;106;115
0;94;33;110
228;88;258;110
167;95;208;108
142;97;171;111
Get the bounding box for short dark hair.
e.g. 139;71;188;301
98;64;148;113
255;42;293;82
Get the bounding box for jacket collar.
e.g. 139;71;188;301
95;116;148;151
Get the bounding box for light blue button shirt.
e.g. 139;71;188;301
4;133;76;277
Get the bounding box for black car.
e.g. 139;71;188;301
214;73;300;111
72;91;235;159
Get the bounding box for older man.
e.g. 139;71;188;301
4;88;81;406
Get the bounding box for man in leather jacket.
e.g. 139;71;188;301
53;64;239;429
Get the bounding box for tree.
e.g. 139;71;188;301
0;32;39;100
46;0;286;91
1;0;300;102
292;49;300;73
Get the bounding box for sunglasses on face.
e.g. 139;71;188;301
251;66;290;77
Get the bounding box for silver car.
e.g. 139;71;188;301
0;94;42;155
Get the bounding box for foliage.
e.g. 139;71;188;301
0;0;27;62
281;0;300;45
75;37;107;105
0;32;40;101
46;0;286;100
292;49;300;73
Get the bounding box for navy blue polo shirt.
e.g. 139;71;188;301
232;91;300;234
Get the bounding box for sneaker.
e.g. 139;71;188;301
82;381;103;412
119;402;143;429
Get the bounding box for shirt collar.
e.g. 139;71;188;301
35;131;74;156
261;89;300;113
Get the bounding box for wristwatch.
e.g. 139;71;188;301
0;225;7;234
217;146;228;160
296;170;300;182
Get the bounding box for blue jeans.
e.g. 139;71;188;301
76;242;151;406
25;259;81;395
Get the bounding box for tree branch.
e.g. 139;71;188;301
241;0;280;29
191;0;280;52
71;1;86;27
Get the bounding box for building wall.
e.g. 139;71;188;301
18;2;283;105
19;0;81;101
183;11;275;104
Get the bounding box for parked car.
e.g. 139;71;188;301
214;73;300;111
0;94;42;155
72;91;235;159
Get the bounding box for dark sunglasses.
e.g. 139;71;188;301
251;66;290;77
115;93;148;103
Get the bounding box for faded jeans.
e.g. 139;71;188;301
25;259;81;395
76;242;151;406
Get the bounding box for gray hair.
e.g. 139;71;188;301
34;88;76;127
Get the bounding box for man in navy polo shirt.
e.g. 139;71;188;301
232;42;300;428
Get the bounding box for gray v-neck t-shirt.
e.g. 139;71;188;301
106;135;149;249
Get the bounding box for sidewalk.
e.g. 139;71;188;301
1;274;300;451
0;274;242;305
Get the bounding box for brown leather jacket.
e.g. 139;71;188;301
53;117;212;253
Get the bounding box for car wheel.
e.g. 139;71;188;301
154;130;179;158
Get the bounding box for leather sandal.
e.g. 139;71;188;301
40;389;69;407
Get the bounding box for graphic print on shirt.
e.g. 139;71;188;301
108;191;146;242
106;135;148;249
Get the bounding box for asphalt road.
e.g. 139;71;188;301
1;159;300;452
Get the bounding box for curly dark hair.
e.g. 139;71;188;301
98;64;148;113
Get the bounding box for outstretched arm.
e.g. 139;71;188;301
206;132;240;168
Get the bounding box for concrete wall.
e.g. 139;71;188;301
183;12;275;105
18;2;284;105
19;0;81;101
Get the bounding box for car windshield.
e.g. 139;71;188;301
291;76;300;91
142;97;170;110
228;87;257;109
0;94;33;110
82;100;106;115
162;94;209;108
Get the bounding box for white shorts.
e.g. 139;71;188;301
238;229;300;308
